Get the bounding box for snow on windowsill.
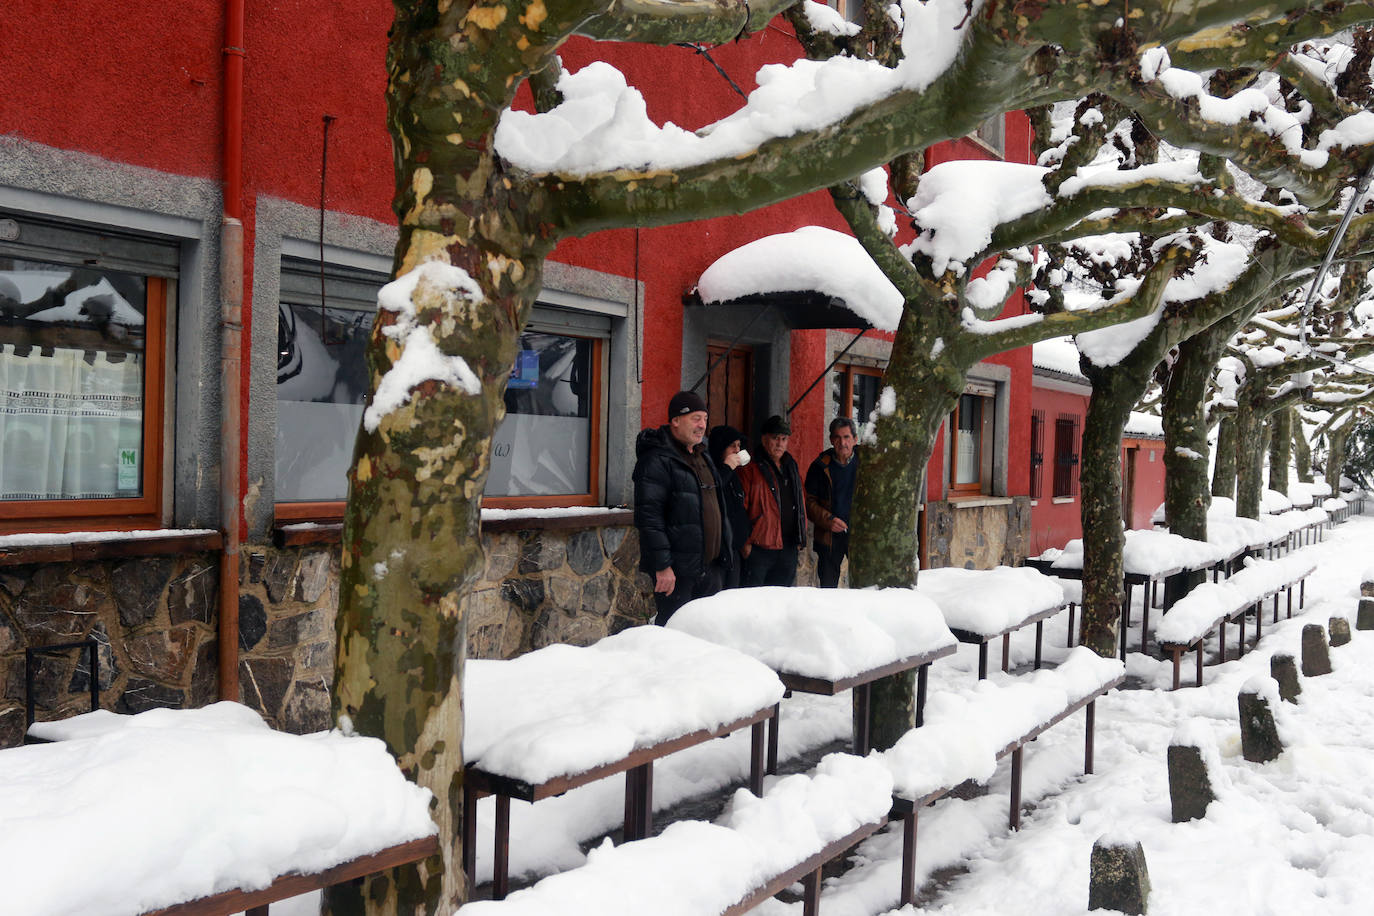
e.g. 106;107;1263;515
946;495;1013;509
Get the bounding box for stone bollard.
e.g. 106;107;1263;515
1330;617;1352;648
1270;653;1301;703
1167;721;1218;822
1357;598;1374;631
1238;679;1284;764
1362;579;1374;598
1301;624;1333;677
1089;837;1151;914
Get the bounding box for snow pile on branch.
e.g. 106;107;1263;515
9;703;435;916
696;226;903;331
494;0;979;176
464;627;785;785
363;261;482;432
458;753;891;916
914;566;1065;636
669;586;955;680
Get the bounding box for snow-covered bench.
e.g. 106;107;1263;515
667;587;957;765
10;703;438;916
1155;554;1317;690
462;627;786;897
456;753;892;916
914;566;1066;678
880;648;1125;907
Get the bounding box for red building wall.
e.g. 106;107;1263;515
2;1;1042;512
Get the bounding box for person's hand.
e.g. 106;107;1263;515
740;543;752;559
655;568;676;595
724;452;742;469
829;517;849;533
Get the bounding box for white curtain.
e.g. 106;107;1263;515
0;344;144;500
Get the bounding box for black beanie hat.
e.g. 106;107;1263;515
707;425;745;466
760;414;791;436
668;390;708;419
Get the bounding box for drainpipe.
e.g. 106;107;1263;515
218;0;246;702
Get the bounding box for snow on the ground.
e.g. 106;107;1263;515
466;512;1374;916
464;626;785;784
4;703;435;916
667;586;955;680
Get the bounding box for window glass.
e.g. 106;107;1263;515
486;330;595;497
0;258;147;501
833;364;883;440
275;301;372;502
953;393;983;486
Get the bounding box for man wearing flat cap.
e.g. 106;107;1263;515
632;390;733;625
737;414;806;587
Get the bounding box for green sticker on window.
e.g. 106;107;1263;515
117;449;139;491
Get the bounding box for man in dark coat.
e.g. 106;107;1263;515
737;414;806;587
708;424;752;589
805;417;860;588
633;390;733;624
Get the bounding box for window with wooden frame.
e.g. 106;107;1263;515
1029;410;1045;500
948;381;996;496
832;363;883;439
0;217;174;534
1053;413;1081;499
274;261;610;519
483;317;606;509
274;257;386;522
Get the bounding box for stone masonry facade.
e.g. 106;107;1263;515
1;517;667;747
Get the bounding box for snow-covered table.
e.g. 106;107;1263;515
914;566;1066;678
462;627;786;898
1031;529;1229;657
667;587;957;765
9;703;438;916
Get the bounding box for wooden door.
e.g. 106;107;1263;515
706;342;753;435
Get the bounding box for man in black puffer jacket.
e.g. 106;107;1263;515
633;390;733;625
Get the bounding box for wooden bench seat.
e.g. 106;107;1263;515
140;836;439;916
880;649;1125;907
457;754;893;916
1156;554;1315;690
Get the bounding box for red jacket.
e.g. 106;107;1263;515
738;452;806;551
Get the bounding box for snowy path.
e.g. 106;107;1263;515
474;514;1374;916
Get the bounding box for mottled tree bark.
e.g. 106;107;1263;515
1294;421;1314;483
1213;414;1238;499
1269;408;1293;495
1327;426;1351;493
1161;327;1226;605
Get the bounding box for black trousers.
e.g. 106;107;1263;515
653;561;726;625
815;533;848;588
742;546;799;587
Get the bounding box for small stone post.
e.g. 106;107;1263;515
1330;616;1352;648
1301;624;1332;677
1362;578;1374;598
1357;598;1374;631
1089;837;1150;914
1270;653;1301;704
1167;722;1218;822
1238;680;1284;764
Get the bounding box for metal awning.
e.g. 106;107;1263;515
684;289;874;331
